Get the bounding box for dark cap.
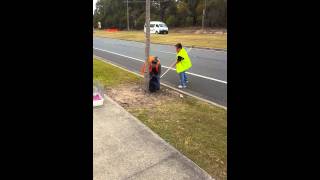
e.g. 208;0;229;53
175;43;182;49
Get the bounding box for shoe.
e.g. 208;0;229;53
178;85;187;89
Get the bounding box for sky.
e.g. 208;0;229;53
93;0;97;12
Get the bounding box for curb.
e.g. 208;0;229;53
93;55;227;110
104;95;215;180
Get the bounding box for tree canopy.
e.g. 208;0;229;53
93;0;227;29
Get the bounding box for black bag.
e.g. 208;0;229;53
149;75;160;92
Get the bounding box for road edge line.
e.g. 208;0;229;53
94;55;227;110
93;47;227;84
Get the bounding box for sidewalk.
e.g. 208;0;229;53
93;96;215;180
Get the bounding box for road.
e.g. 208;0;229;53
93;37;227;107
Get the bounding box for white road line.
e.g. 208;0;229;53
94;47;145;62
93;47;227;84
157;50;176;54
94;55;227;110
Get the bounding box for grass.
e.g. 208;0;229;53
128;97;227;179
93;30;227;50
93;58;227;179
93;58;140;87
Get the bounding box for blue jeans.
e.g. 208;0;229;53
155;75;160;90
150;74;160;91
179;71;188;86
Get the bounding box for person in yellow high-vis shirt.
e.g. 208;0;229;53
174;43;192;88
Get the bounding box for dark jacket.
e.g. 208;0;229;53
149;63;161;92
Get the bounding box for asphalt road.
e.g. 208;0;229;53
93;37;227;107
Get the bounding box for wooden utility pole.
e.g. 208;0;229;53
202;0;207;32
127;0;130;31
144;0;150;91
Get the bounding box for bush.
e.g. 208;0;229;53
166;15;177;27
136;13;146;29
185;16;193;26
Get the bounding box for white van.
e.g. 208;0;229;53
144;21;168;34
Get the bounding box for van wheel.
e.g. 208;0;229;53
155;31;159;34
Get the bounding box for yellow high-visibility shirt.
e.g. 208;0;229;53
176;48;192;73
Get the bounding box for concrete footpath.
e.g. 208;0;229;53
94;96;214;180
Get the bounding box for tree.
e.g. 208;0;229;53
166;15;177;27
158;0;172;21
187;0;200;25
93;0;227;30
93;0;126;29
176;0;190;26
206;0;227;27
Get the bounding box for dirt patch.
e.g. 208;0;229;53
106;84;183;109
105;83;227;179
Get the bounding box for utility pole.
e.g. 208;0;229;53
144;0;150;91
202;0;206;32
123;0;150;90
127;0;130;31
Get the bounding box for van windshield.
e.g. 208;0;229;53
159;24;167;27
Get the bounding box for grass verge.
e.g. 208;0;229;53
93;58;227;179
93;59;140;87
93;30;227;50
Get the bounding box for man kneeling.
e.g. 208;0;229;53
141;56;162;92
149;56;161;92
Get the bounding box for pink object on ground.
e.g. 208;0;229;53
93;94;102;101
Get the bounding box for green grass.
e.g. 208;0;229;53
93;58;227;179
128;97;227;179
93;30;227;50
93;58;140;87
